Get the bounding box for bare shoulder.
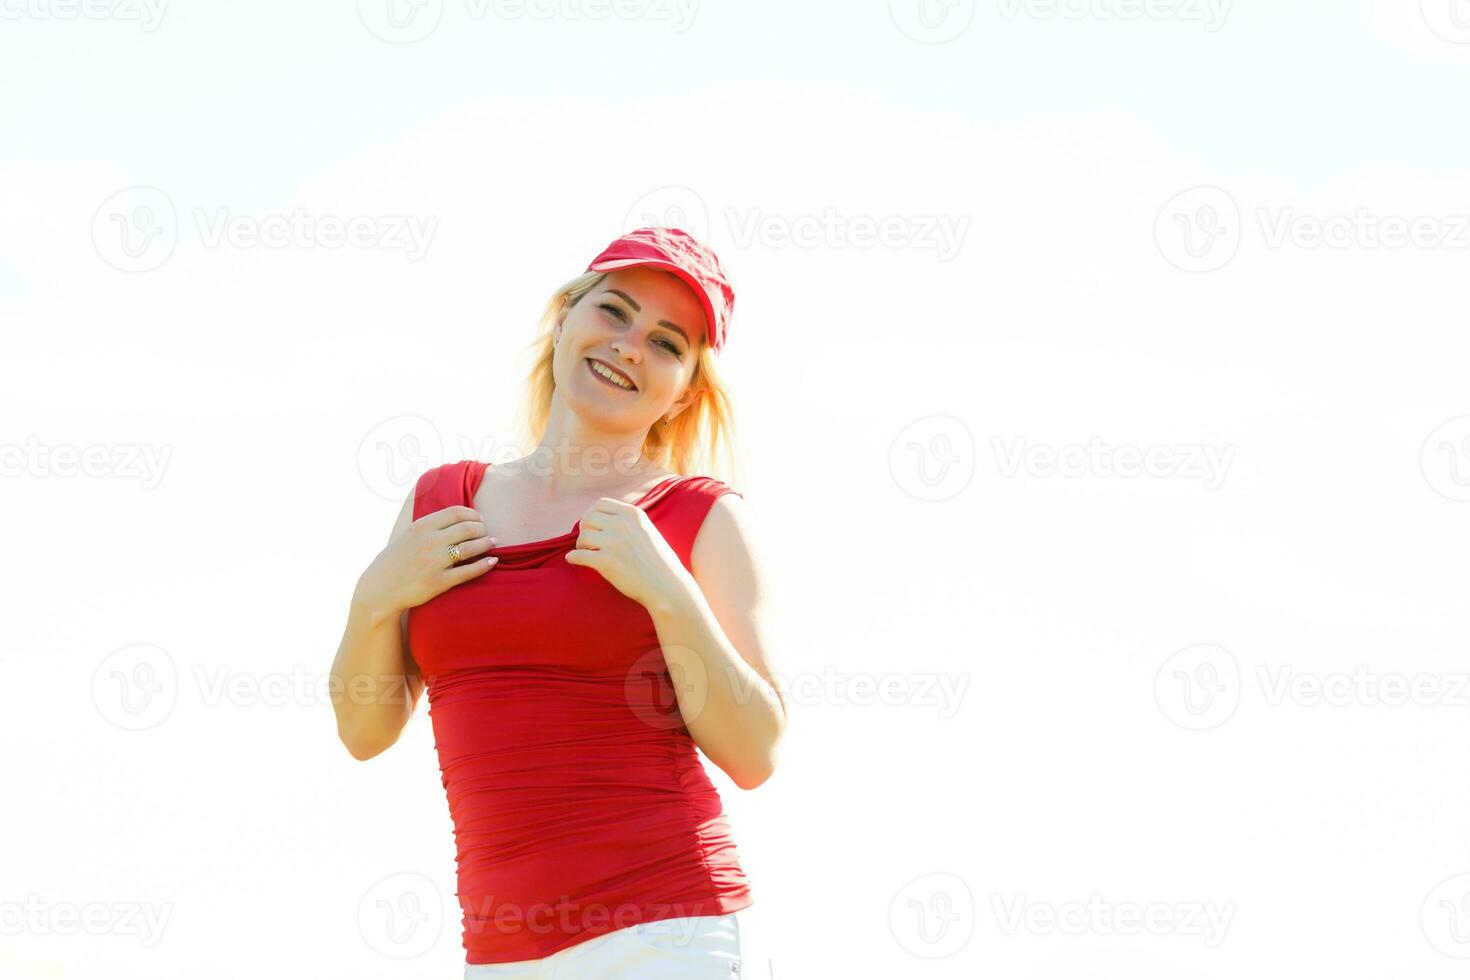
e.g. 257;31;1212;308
690;490;763;601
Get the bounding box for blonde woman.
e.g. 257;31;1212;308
332;227;786;977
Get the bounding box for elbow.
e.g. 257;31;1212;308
731;756;776;791
337;721;391;762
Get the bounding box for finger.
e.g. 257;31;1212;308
564;548;599;567
571;526;607;552
439;527;495;564
444;519;492;545
424;505;483;530
445;553;499;583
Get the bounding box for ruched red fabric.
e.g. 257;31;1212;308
405;459;754;965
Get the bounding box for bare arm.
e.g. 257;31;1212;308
647;493;786;789
330;489;494;760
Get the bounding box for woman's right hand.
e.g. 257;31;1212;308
356;505;499;617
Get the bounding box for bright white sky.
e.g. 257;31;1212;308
6;1;1470;978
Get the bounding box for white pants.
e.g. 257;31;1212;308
463;906;773;979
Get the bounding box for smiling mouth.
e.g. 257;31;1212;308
586;358;638;391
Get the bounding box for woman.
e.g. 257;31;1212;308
331;226;787;977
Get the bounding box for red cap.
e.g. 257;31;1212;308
585;226;735;354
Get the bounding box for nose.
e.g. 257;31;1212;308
610;339;641;364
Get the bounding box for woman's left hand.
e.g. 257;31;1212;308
564;497;692;610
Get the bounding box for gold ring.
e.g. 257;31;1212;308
447;542;461;563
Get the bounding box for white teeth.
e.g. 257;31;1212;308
589;359;634;389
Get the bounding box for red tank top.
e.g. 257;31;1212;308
405;459;754;964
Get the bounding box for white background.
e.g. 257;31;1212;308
5;0;1470;977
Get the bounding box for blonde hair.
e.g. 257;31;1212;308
515;270;743;487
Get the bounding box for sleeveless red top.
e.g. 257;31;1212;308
405;459;754;964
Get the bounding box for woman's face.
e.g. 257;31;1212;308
552;265;707;431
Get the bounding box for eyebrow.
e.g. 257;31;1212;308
602;289;691;346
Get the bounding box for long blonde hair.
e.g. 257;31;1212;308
515;270;742;487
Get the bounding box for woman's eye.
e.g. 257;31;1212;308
599;303;681;355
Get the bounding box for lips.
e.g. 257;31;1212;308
585;357;638;391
